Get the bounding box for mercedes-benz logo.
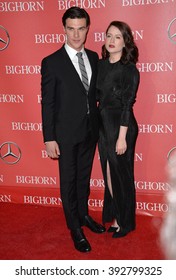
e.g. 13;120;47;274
167;147;176;183
0;25;10;51
0;142;21;164
167;18;176;44
167;146;176;162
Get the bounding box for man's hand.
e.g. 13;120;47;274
45;141;60;159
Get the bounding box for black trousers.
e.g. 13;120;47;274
58;132;96;230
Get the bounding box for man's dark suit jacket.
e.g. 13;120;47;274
41;46;99;145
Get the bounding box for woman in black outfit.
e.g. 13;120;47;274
96;21;140;238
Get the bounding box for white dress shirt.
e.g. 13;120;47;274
64;44;92;85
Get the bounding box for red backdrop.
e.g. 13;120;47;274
0;0;176;217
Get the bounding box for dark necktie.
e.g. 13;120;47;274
76;52;89;92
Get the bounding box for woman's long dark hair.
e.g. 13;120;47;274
102;21;139;64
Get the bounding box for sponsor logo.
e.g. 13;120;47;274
36;30;143;44
0;94;24;103
167;147;176;184
0;1;44;12
90;178;104;188
157;94;176;103
122;0;173;6
16;176;57;185
94;30;144;42
135;153;143;161
24;196;62;205
88;199;104;207
167;146;176;162
0;142;21;164
35;33;65;44
0;175;3;183
57;0;106;10
136;201;168;212
137;62;173;72
0;25;10;51
37;95;41;103
135;181;170;192
41;150;48;158
0;195;11;202
138;124;173;133
168;18;176;44
12;122;42;131
5;65;41;74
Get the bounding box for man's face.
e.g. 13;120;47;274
64;18;89;51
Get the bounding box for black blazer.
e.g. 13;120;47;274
41;46;99;144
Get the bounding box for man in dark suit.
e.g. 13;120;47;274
41;6;105;253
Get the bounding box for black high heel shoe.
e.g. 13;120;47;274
107;225;120;233
112;229;128;238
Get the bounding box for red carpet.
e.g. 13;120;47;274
0;203;165;260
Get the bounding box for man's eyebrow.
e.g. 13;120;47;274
66;26;87;29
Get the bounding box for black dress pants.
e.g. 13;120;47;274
58;133;96;230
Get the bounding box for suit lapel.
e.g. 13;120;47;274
60;46;96;95
85;50;95;94
61;47;87;94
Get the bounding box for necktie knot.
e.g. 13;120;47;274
76;52;82;58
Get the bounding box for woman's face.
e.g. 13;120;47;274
105;25;125;56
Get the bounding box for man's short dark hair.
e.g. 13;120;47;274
62;6;90;27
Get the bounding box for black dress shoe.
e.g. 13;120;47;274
84;215;106;233
70;228;91;252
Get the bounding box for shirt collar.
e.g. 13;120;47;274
65;44;85;59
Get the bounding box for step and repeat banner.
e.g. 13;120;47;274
0;0;175;217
